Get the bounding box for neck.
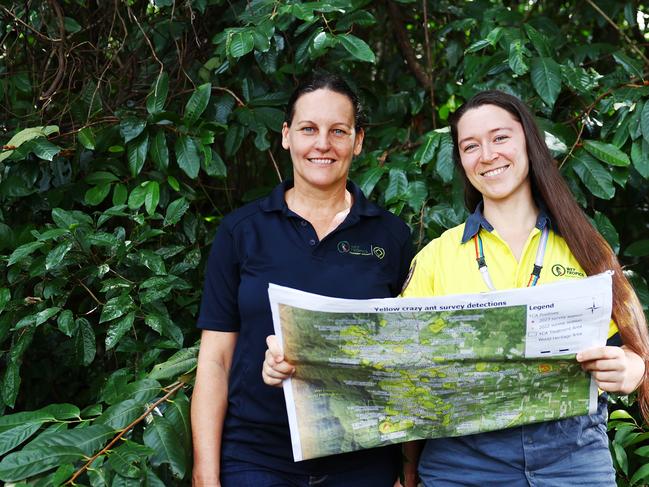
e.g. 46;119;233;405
482;190;539;260
286;180;351;221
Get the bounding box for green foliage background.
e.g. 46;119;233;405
1;0;649;485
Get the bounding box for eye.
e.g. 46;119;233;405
332;128;347;136
462;143;478;153
494;135;509;143
300;126;316;134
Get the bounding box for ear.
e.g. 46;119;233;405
352;128;364;156
281;122;290;150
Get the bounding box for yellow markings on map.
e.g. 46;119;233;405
378;419;414;434
538;363;553;373
428;318;446;333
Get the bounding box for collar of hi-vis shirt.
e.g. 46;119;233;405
460;201;552;244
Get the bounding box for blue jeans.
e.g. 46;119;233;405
418;396;615;486
221;456;399;487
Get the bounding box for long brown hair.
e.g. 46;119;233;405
449;90;649;419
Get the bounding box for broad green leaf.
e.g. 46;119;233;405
613;51;644;80
146;72;169;115
149;346;198;380
435;136;454;183
593;212;619;254
113;473;142;486
338;34;375;63
143;415;186;477
164;198;190;226
631;140;649;178
127;134;149;177
124;379;161;403
19;138;59;161
612;441;629;476
228;30;254;58
78;126;96;150
85;183;112;206
0;288;10;314
75;318;96;366
357;166;384;197
642;100;649;144
508;39;529;75
109;441;153;478
0;125;59;162
105;311;135;350
113;183;128;205
57;310;75;337
465;39;491;54
385;169;408;204
45;241;73;270
149;130;169;170
635;445;649;457
530;57;561;107
51;208;93;229
144;181;160;216
51;463;76;486
8;241;45;266
583;140;630;167
630;462;649;485
120;117;146;144
175;135;200;178
571;150;614;200
88;232;120;248
415;132;440;166
203;149;227;177
100;294;134;324
85;171;119;185
128;184;148;210
624;240;649;257
407;181;428;212
0;446;85;482
184;83;212;126
14;307;61;330
0;423;43;456
96;399;144;430
524;24;551;57
166;390;191;453
41;403;80;420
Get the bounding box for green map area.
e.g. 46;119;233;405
280;304;593;461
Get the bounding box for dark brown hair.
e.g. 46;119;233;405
285;71;366;131
450;90;649;418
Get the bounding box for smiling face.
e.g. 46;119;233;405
456;104;532;208
282;88;364;192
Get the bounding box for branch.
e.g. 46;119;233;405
66;381;186;485
0;5;62;43
39;0;67;100
585;0;649;65
421;0;436;128
386;0;431;89
267;150;283;183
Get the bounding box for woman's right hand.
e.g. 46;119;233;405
262;335;295;386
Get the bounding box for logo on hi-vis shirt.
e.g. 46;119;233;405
337;241;385;260
551;264;585;278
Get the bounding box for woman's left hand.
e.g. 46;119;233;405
577;345;645;394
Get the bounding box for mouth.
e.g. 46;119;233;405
481;165;510;177
308;158;336;165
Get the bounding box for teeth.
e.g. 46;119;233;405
309;158;335;165
481;165;509;177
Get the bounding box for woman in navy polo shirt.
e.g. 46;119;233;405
399;90;649;486
191;72;413;486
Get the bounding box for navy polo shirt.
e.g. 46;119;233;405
197;180;414;475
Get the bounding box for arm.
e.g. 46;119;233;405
398;440;424;487
262;334;295;386
191;329;238;486
577;345;646;394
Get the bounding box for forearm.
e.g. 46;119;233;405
401;440;424;486
191;358;230;485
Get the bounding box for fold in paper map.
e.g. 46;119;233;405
268;272;613;461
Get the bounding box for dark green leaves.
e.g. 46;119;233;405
175;136;200;178
146;72;169;115
530;57;561;107
571;150;615;200
338;34;375;63
228;30;255;58
583;140;630;167
184;83;211;126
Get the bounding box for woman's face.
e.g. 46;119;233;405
456;104;531;207
282;88;363;191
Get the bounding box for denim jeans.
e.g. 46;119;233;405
418;396;615;486
220;455;399;487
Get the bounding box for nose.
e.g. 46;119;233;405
314;132;331;151
480;144;498;163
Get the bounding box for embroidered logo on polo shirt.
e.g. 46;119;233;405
551;264;585;277
337;240;385;259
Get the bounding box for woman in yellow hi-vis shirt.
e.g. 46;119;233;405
400;90;649;486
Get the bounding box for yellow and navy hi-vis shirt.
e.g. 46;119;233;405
402;206;620;344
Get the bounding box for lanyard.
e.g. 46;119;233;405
473;226;550;291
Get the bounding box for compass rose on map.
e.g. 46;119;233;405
586;300;600;314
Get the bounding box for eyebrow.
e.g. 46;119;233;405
295;119;352;128
458;127;513;145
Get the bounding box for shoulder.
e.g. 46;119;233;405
362;199;411;242
219;196;271;235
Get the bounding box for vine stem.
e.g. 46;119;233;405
65;380;186;485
